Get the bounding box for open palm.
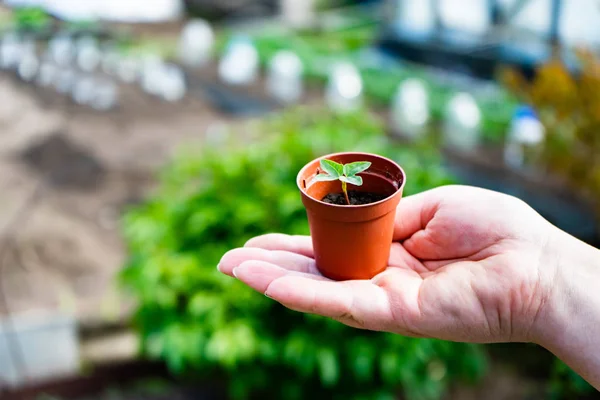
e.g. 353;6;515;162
218;185;558;344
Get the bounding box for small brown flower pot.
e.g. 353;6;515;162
296;152;406;281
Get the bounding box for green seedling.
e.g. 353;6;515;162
314;159;372;205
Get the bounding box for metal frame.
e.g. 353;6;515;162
388;0;564;41
377;0;567;80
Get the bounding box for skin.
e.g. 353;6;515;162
218;185;600;390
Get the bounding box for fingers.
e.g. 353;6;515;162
245;234;314;258
393;191;440;242
233;261;387;329
232;261;291;292
219;234;316;277
220;240;429;280
388;243;430;274
218;247;319;277
403;230;445;260
232;261;426;336
232;261;329;292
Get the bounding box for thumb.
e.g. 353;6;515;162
393;190;440;242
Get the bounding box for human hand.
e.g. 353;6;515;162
218;185;561;344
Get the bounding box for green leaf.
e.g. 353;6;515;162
339;175;363;186
188;293;221;317
320;159;343;178
313;173;339;182
343;161;372;177
380;352;401;385
317;348;339;387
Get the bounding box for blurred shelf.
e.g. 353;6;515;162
376;27;581;81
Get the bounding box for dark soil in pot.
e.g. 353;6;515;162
322;191;388;205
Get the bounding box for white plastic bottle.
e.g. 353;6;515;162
391;78;430;140
1;32;22;70
140;56;165;96
76;36;102;72
101;46;121;76
71;75;97;105
18;51;39;82
280;0;316;30
443;92;482;152
218;36;259;86
55;69;77;94
325;61;363;113
178;19;214;68
48;34;75;67
17;39;39;82
36;62;58;87
116;56;140;83
266;50;303;104
160;64;186;102
90;79;119;111
504;106;545;171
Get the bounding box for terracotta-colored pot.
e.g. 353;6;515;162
296;152;406;281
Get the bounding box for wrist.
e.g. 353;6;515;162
531;227;600;389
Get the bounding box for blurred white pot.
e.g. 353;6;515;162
0;312;79;388
280;0;316;29
266;50;304;104
178;19;214;68
325;62;363;113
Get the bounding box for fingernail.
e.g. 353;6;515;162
232;267;239;278
264;292;272;298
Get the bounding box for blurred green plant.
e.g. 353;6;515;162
120;107;486;400
549;359;597;399
12;7;51;32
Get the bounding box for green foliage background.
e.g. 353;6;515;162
120;107;486;399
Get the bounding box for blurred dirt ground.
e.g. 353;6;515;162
0;12;317;329
0;69;249;325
